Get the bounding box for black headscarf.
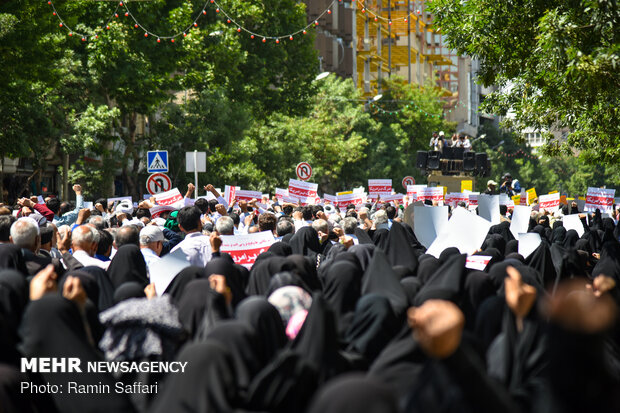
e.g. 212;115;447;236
482;234;507;257
361;248;408;317
381;222;419;273
78;266;116;311
505;239;519;255
401;277;423;306
235;296;287;365
164;266;205;304
373;228;390;250
438;247;461;264
348;244;375;272
307;373;399;413
290;293;351;382
106;245;148;289
417;256;441;284
246;256;295;296
354;227;374;245
345;294;400;363
550;226;567;245
58;270;100;310
288;226;321;257
176;279;229;339
287;254;322;292
563;229;580;249
151;340;238;413
269;242;293;257
0;269;28;365
592;241;620;281
206;320;263;399
525;242;556;288
267;271;310;296
0;244;27;275
205;256;247;308
322;261;362;336
113;282;146;304
462;271;496;330
413;253;467;306
18;295;135;413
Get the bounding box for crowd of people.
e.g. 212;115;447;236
0;180;620;413
429;131;472;152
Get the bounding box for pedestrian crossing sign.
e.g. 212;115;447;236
147;151;169;173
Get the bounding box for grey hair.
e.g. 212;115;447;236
73;225;97;246
342;217;358;234
312;219;328;235
87;215;105;230
10;218;40;250
374;209;388;225
215;216;235;235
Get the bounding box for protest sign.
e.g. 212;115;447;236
538;192;560;211
224;185;237;205
149;205;177;219
477;195;500;224
467;193;480;210
407;184;427;200
518;232;541;259
154;189;183;206
289;179;318;199
426;208;492;258
150;248;191;296
107;196;132;206
465;255;492;271
220;231;275;269
509;205;532;240
235;189;263;202
562;214;585;237
520;190;528;206
275;188;288;201
512;194;521;205
323;194;337;204
417;187;444;203
336;192;365;210
413;206;449;249
380;194;404;203
448;193;468;207
527;188;537;204
584;187;615;213
368;179;392;195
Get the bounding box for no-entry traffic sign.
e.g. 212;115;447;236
402;176;416;189
146;173;172;195
296;162;312;181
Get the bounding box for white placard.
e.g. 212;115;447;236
426;208;493;258
151;248;191;296
562;214;585;237
413;206;449;249
510;205;532;240
518;232;541;259
477;195;500;224
220;231;275;269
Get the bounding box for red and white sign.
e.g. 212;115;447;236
538;193;561;211
155;188;183;206
323;194;337;204
381;194;404;203
448;193;468;207
235;189;263;202
336;192;365;210
417;187;444;202
220;231;276;269
149;205;177;219
146;173;172;195
288;179;318;199
584;187;615;213
519;190;528;206
407;184;427;200
224;185;237;206
465;255;492;271
402;176;416;189
368;179;392;195
468;193;479;210
275;188;288;201
296;162;313;181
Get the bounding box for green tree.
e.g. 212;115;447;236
429;0;620;166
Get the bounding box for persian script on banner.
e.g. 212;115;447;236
336;192;365;210
154;189;183;206
538;193;560;211
275;188;288;201
224;185;237;206
368;179;393;195
235;189;263;202
220;231;275;269
288;179;318;199
584;187;615;213
417;187;444;202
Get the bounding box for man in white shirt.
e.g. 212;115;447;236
139;225;164;277
71;225;109;269
171;206;221;267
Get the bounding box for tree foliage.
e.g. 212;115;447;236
429;0;620;165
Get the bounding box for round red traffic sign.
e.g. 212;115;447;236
296;162;312;181
146;173;172;195
402;176;416;189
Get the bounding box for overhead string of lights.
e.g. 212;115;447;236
47;0;339;43
370;100;469;117
496;149;539;160
356;0;424;25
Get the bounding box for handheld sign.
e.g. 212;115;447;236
288;179;318;198
584;187;615;213
295;162;312;181
220;231;275;269
147;151;169;173
146;173;172;195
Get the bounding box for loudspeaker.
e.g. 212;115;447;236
452;147;464;160
442;147;454;160
416;151;428;169
476;153;488;175
427;151;441;170
463;152;476;171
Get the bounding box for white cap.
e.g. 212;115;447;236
140;225;164;245
439;131;445;136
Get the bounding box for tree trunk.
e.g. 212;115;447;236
63;153;69;201
0;155;4;204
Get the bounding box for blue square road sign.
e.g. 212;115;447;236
147;151;169;173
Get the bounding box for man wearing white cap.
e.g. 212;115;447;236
485;180;498;195
139;225;164;277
